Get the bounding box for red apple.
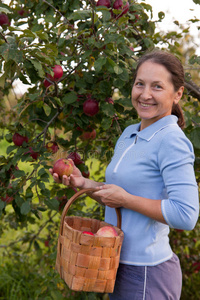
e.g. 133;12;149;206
67;152;83;166
0;14;10;26
113;0;123;10
96;226;118;237
43;65;63;87
122;1;129;15
17;9;25;16
44;240;50;247
105;97;114;104
46;141;59;154
25;147;40;160
53;65;63;80
43;77;53;88
1;185;14;204
129;11;139;24
96;0;111;8
1;194;14;204
13;133;28;146
77;163;90;178
192;262;200;273
80;129;96;140
9;165;19;179
82;231;94;235
53;158;74;179
83;98;99;116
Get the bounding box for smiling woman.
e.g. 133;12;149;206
131;51;185;130
51;49;199;300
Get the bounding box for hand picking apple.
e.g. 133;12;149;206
49;159;86;188
52;158;74;180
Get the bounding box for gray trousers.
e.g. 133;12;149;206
109;253;182;300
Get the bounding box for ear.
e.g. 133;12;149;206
174;86;184;104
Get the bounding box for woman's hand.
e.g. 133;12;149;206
93;184;128;208
49;159;86;189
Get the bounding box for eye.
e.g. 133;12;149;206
135;81;143;87
153;83;163;89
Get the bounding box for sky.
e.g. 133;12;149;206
147;0;200;37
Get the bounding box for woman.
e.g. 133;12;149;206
50;50;199;299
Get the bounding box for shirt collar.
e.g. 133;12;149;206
126;115;178;141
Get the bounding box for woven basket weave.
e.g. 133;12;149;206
55;188;124;293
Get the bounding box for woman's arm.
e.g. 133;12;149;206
93;184;167;224
49;160;105;205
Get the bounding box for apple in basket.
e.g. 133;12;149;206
95;226;118;237
82;231;94;235
82;231;94;236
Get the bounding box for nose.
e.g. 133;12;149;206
141;86;152;100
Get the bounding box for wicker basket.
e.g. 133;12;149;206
55;188;124;293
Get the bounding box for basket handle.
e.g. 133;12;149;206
59;188;122;236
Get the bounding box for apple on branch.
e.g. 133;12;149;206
1;185;14;204
0;14;10;26
67;152;83;166
12;133;29;146
83;97;99;117
79;128;96;141
96;226;118;237
43;65;63;87
46;141;59;154
96;0;111;8
53;65;63;80
24;147;40;160
53;158;74;180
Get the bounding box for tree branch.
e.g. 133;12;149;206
43;0;68;23
185;80;200;101
33;108;63;146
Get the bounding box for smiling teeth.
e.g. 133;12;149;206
141;103;152;107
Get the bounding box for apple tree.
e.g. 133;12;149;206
0;0;199;298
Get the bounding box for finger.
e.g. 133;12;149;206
53;172;61;183
49;168;53;175
62;175;70;186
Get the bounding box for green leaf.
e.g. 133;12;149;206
29;59;45;78
190;128;200;149
62;91;77;104
101;117;112;130
94;57;107;72
0;41;23;63
101;9;111;22
0;200;5;211
100;102;115;117
69;10;91;21
0;7;12;14
114;65;123;75
13;169;25;178
35;30;49;42
6;145;17;155
0;73;6;88
19;72;31;85
45;198;59;211
20;201;31;215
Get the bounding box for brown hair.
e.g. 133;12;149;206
134;50;185;129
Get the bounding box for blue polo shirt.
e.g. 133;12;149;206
105;115;199;266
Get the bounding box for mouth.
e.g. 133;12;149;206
139;101;156;107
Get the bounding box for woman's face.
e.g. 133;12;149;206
131;61;184;130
